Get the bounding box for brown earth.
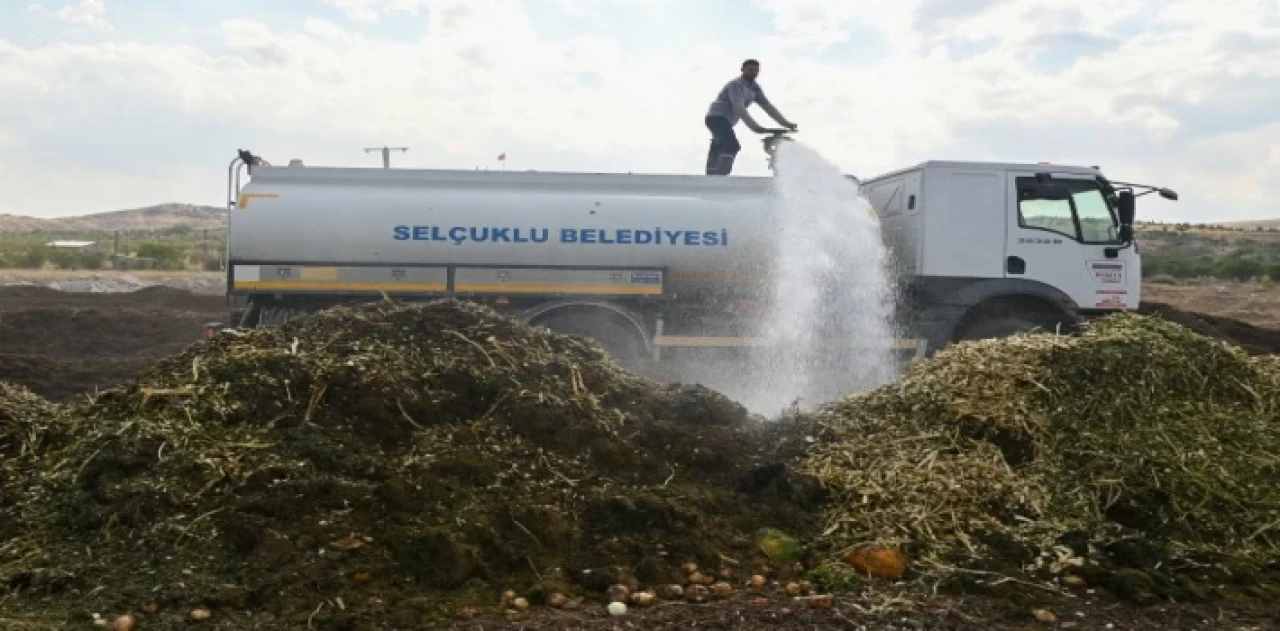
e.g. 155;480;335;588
7;589;1275;630
1141;282;1280;331
0;286;224;400
2;284;1279;401
442;593;1277;630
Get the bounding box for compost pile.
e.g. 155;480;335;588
0;381;68;547
0;380;64;460
800;312;1280;604
0;299;819;628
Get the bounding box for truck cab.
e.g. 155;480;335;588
860;160;1176;350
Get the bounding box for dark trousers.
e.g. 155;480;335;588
704;115;740;175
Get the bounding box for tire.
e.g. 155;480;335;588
258;305;304;329
537;312;647;367
957;315;1060;342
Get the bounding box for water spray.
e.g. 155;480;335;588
737;133;900;415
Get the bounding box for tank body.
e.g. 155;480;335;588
229;166;791;294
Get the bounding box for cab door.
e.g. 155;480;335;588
1004;171;1136;311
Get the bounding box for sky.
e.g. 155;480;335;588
0;0;1277;223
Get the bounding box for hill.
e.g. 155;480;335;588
1220;218;1280;230
0;204;225;233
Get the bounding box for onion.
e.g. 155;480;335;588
688;571;713;585
606;584;630;604
657;584;684;600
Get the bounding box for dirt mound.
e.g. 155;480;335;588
0;355;168;402
0;308;206;358
0;299;820;628
0;286;222;401
1139;300;1280;354
801;313;1280;605
0;284;220;310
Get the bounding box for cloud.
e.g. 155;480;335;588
28;0;112;32
320;0;431;24
0;0;1277;223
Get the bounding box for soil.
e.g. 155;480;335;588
1137;301;1280;354
2;284;1278;405
1141;281;1280;331
446;593;1278;630
0;286;224;400
4;586;1275;629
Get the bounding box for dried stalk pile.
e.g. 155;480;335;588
0;380;64;460
0;381;68;548
800;313;1280;603
0;299;818;628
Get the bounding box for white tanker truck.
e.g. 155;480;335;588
220;136;1178;362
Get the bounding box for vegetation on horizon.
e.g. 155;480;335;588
0;226;223;272
1137;223;1280;281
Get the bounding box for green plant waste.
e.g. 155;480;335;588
1;299;1277;629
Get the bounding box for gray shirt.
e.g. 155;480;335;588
706;76;792;131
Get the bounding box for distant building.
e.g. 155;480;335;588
45;240;97;249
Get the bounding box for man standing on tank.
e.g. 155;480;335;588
704;59;797;176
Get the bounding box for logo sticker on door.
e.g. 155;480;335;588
1088;261;1125;284
1095;289;1128;308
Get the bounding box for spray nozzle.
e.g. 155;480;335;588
760;129;796;171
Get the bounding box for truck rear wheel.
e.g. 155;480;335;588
536;312;647;368
958;315;1059;341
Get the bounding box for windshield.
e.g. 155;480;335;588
1016;177;1119;244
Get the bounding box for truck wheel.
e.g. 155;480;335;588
537;312;646;367
258;305;303;329
958;315;1059;342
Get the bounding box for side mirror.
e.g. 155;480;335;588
1119;224;1134;243
1116;190;1135;225
1158;188;1178;201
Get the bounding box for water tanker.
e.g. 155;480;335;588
221;144;1178;363
228;160;784;299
